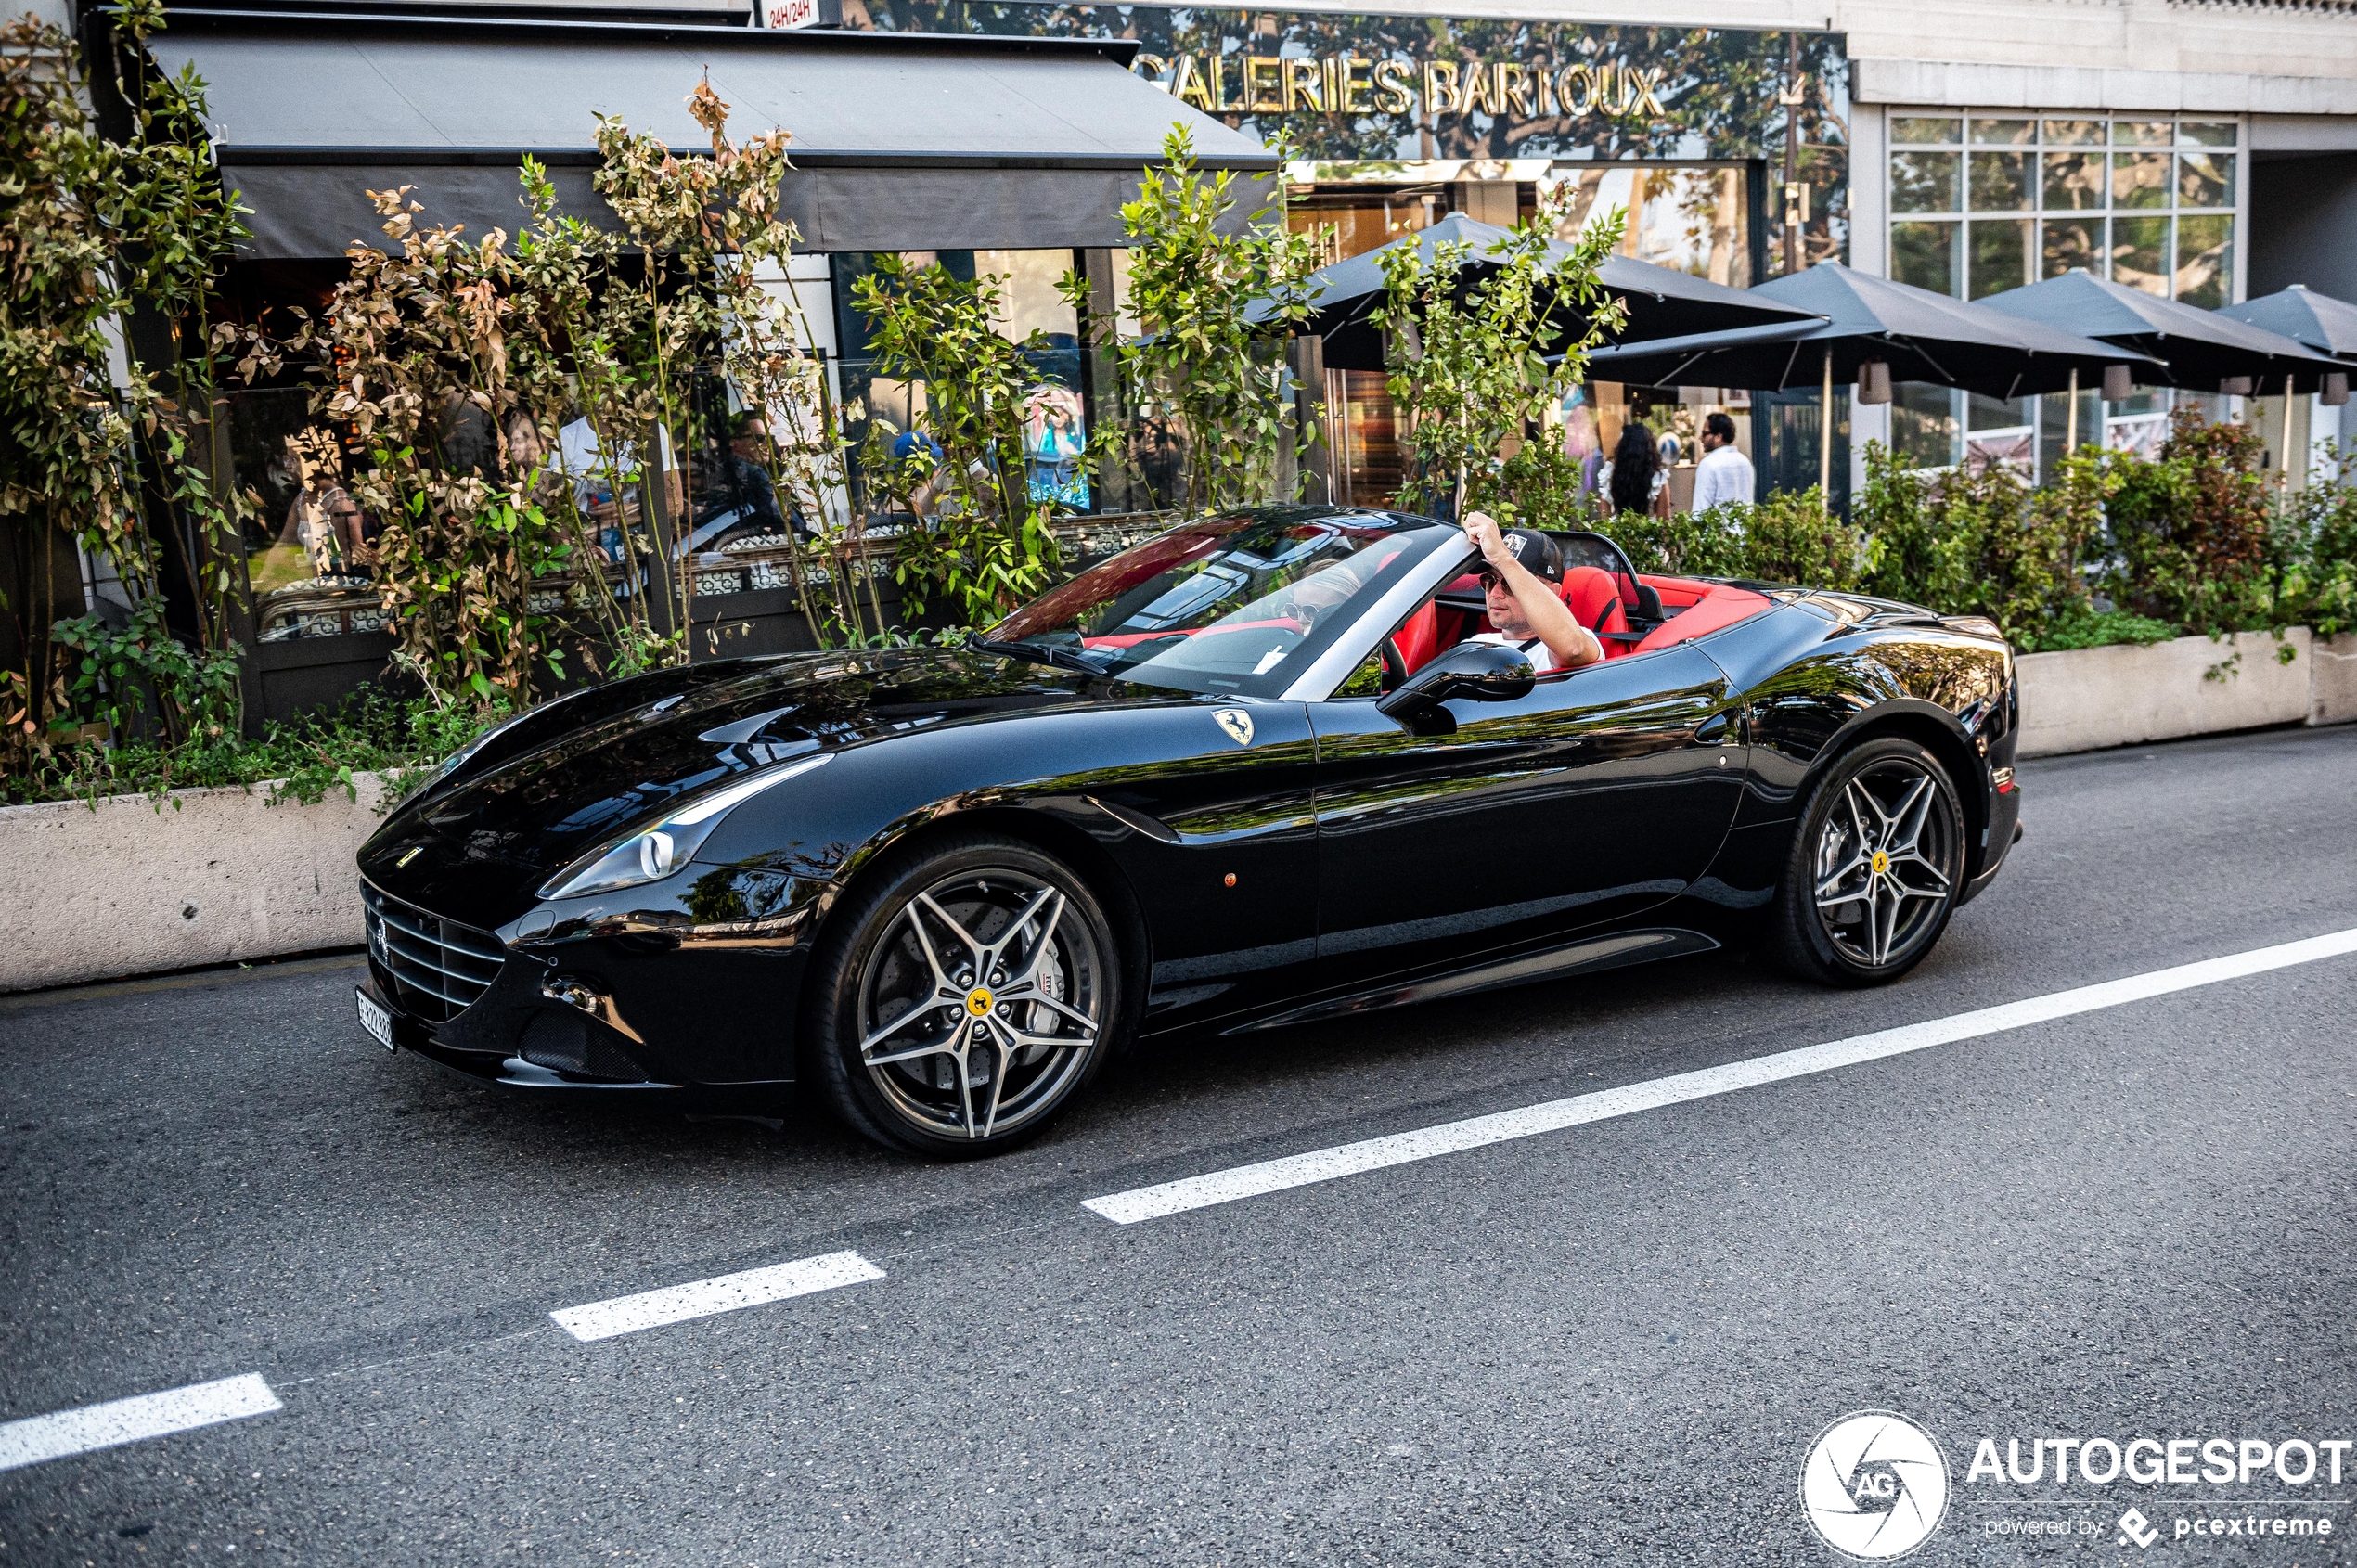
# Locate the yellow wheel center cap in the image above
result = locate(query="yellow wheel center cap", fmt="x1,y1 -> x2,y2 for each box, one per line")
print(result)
965,987 -> 995,1018
1870,850 -> 1890,877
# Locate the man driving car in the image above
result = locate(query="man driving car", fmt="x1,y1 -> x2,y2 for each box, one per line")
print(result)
1463,512 -> 1604,672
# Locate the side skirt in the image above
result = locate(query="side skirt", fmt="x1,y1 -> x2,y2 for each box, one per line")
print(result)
1219,927 -> 1721,1035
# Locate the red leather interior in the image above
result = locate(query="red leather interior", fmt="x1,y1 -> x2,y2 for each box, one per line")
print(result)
1560,566 -> 1633,658
1391,603 -> 1442,675
1629,585 -> 1771,654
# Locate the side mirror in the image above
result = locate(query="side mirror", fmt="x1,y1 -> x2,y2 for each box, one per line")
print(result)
1376,640 -> 1535,724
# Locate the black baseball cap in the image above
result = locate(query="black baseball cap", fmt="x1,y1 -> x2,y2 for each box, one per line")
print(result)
1478,528 -> 1563,585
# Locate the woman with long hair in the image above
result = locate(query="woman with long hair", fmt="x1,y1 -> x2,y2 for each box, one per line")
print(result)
1601,419 -> 1672,520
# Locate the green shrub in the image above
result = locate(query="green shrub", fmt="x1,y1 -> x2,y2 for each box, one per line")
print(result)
2,686 -> 501,810
2102,406 -> 2277,636
1611,488 -> 1865,590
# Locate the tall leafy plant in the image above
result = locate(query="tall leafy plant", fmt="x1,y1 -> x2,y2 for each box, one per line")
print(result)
2,5 -> 250,771
1085,126 -> 1326,513
851,257 -> 1063,624
1372,190 -> 1624,524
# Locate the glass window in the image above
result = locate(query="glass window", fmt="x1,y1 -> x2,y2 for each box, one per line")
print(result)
2112,120 -> 2173,147
2181,121 -> 2238,147
2042,119 -> 2105,146
2041,217 -> 2105,278
1970,220 -> 2034,298
1892,221 -> 1962,296
1971,118 -> 2035,146
1893,383 -> 1961,469
2175,214 -> 2233,307
2178,151 -> 2235,210
1970,151 -> 2032,212
1968,392 -> 2032,431
1890,150 -> 1962,213
2112,151 -> 2170,209
1892,116 -> 1961,145
2111,214 -> 2171,295
2042,150 -> 2106,211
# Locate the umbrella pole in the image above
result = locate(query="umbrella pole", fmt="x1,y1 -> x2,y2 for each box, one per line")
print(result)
1818,345 -> 1833,496
2066,367 -> 2079,456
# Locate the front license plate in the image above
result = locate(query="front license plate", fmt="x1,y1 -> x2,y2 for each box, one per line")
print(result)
356,988 -> 395,1051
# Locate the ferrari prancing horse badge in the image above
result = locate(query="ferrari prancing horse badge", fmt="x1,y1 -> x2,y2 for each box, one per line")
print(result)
1214,710 -> 1255,747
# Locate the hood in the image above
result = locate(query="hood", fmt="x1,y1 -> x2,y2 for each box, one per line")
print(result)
359,648 -> 1092,916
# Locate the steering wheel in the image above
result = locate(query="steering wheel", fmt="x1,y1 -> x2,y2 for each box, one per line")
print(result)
1380,636 -> 1408,694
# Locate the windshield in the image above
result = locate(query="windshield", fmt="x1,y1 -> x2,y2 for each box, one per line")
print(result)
986,510 -> 1450,697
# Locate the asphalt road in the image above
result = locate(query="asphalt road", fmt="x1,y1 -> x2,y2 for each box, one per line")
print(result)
6,724 -> 2357,1567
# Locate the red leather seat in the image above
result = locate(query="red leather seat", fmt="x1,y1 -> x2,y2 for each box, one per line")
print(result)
1561,565 -> 1634,659
1629,585 -> 1772,655
1392,602 -> 1444,675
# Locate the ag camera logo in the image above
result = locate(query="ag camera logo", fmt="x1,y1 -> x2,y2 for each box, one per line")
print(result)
1800,1410 -> 1951,1559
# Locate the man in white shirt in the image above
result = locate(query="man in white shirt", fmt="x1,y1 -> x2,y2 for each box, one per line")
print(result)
1462,513 -> 1603,672
1691,412 -> 1755,511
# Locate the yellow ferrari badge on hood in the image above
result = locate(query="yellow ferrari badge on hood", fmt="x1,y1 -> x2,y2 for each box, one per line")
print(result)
1214,710 -> 1254,747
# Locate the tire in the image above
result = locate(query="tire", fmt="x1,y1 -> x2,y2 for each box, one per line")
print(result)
801,832 -> 1124,1158
1772,737 -> 1966,987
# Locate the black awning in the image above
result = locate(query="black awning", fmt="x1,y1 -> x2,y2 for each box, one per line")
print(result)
148,10 -> 1278,258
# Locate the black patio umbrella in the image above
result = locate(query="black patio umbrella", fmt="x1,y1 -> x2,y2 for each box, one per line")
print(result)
1977,271 -> 2345,397
1579,263 -> 2159,494
1256,212 -> 1823,373
2218,284 -> 2357,371
1581,263 -> 2157,401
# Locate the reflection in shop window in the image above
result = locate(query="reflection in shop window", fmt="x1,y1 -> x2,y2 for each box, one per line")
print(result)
2111,151 -> 2170,209
2041,150 -> 2105,211
1969,150 -> 2031,212
2111,214 -> 2170,295
2041,119 -> 2105,147
1891,220 -> 1960,295
1892,116 -> 1960,144
1893,382 -> 1961,469
2182,121 -> 2238,147
2177,152 -> 2235,211
1889,149 -> 1960,213
1969,219 -> 2033,299
2175,214 -> 2234,308
2041,217 -> 2103,279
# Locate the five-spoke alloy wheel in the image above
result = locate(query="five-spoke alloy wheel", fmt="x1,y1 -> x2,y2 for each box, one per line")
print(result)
804,833 -> 1124,1157
1774,737 -> 1966,986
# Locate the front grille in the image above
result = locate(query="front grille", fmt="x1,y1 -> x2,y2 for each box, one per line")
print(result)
363,882 -> 508,1023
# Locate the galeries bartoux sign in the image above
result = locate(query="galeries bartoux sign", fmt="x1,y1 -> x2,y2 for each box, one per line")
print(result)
1135,51 -> 1668,123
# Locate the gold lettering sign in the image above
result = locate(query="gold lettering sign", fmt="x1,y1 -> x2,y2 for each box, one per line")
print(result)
1140,52 -> 1664,123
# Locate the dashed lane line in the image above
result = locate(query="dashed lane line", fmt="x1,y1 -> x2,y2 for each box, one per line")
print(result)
1082,925 -> 2357,1226
550,1250 -> 885,1342
0,1374 -> 282,1472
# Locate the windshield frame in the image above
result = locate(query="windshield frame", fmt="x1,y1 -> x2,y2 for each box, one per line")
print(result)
984,508 -> 1462,700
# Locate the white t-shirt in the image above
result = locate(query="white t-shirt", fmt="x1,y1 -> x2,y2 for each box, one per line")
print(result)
554,417 -> 673,509
1469,630 -> 1555,673
1693,443 -> 1757,511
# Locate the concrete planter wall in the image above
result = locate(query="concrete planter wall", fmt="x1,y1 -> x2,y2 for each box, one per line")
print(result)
2016,628 -> 2356,758
0,772 -> 388,994
6,630 -> 2354,993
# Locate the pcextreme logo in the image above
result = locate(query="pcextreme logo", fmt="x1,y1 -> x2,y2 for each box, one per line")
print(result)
1800,1410 -> 1951,1560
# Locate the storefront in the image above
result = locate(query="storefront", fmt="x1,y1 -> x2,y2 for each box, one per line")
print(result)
839,4 -> 1853,508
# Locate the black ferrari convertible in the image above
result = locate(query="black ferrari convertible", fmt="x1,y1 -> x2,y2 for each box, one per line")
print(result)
354,506 -> 2022,1156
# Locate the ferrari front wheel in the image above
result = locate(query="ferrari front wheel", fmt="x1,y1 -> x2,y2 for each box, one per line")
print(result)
803,833 -> 1122,1158
1773,737 -> 1965,987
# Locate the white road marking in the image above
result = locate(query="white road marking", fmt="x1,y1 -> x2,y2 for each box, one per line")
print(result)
0,1374 -> 281,1472
1084,926 -> 2357,1225
551,1250 -> 884,1342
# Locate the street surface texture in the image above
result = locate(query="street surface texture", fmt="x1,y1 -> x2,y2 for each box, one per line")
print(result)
4,724 -> 2355,1565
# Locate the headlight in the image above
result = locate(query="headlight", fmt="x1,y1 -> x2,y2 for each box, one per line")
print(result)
536,752 -> 831,901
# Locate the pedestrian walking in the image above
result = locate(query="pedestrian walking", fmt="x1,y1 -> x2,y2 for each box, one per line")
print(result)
1692,412 -> 1756,511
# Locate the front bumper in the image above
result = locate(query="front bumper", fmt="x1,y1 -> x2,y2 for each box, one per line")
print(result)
359,904 -> 811,1102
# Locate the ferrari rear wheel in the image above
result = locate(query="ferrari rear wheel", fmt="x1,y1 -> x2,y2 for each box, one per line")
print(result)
1773,737 -> 1964,987
804,833 -> 1121,1158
